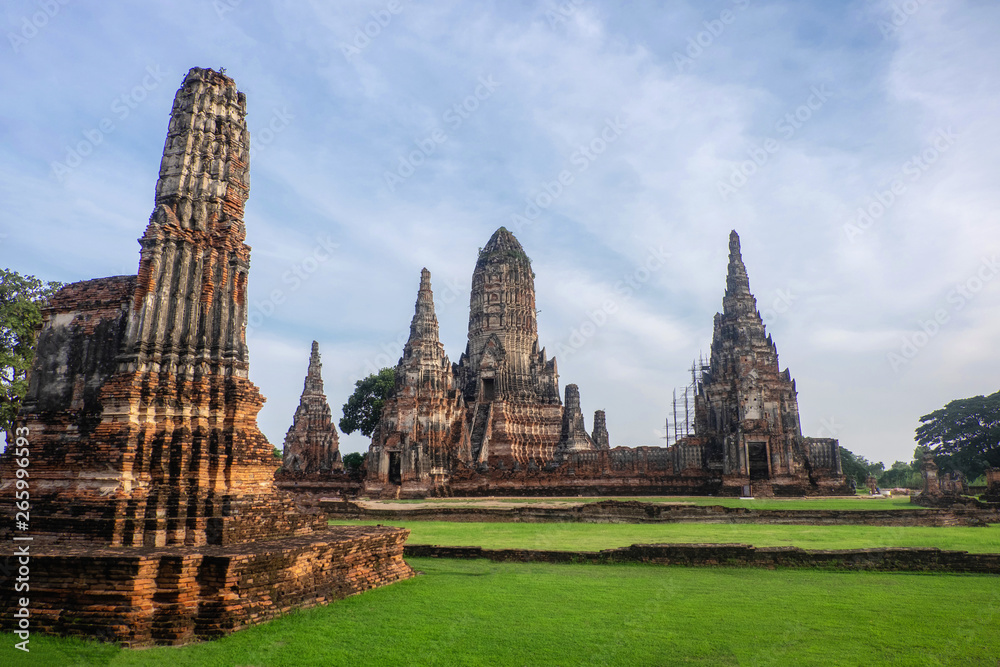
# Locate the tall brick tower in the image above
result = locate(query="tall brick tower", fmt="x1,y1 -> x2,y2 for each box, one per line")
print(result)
1,68 -> 284,548
694,231 -> 843,494
367,269 -> 469,496
0,70 -> 412,646
456,227 -> 567,463
459,227 -> 557,403
90,67 -> 278,546
282,341 -> 342,473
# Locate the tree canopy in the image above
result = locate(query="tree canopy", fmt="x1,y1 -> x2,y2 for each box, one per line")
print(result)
1,269 -> 62,435
342,452 -> 365,470
838,446 -> 884,487
916,390 -> 1000,479
339,367 -> 396,438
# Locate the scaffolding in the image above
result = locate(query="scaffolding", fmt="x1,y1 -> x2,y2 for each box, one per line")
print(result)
666,354 -> 709,446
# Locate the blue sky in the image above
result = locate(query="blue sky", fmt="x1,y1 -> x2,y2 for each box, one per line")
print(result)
2,0 -> 998,466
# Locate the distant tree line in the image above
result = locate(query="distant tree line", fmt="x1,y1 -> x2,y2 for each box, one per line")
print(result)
840,389 -> 1000,490
839,446 -> 927,490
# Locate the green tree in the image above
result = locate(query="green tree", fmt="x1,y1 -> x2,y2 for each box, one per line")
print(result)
916,390 -> 1000,480
878,460 -> 921,489
838,446 -> 884,487
339,368 -> 395,438
342,452 -> 365,470
1,269 -> 62,435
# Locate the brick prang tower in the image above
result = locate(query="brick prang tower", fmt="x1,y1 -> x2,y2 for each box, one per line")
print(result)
282,341 -> 343,473
0,68 -> 412,646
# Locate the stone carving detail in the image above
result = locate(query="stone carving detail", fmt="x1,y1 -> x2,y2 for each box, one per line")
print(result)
282,341 -> 342,473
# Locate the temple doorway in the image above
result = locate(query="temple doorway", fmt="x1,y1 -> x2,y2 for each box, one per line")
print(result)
748,441 -> 769,480
481,378 -> 496,402
388,452 -> 401,484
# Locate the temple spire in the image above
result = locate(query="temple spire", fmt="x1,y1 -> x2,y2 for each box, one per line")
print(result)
725,230 -> 752,302
304,340 -> 324,395
283,340 -> 342,473
408,268 -> 440,345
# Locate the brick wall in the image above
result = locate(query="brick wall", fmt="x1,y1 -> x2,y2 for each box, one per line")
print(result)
0,526 -> 412,646
325,499 -> 999,527
403,542 -> 1000,574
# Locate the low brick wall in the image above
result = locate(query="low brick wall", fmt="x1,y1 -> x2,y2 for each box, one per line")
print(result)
275,475 -> 364,497
0,526 -> 413,646
325,499 -> 998,527
404,543 -> 1000,574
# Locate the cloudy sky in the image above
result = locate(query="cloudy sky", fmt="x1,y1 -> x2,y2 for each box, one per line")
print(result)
2,0 -> 998,466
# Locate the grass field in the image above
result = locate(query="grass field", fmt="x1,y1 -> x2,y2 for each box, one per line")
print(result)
332,519 -> 1000,553
4,558 -> 997,666
370,495 -> 922,510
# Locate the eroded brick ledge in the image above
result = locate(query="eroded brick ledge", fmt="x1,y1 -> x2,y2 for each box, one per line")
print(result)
403,543 -> 1000,574
0,526 -> 413,647
324,499 -> 999,527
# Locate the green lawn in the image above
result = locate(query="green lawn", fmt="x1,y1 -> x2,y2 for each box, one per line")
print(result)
371,495 -> 921,510
332,520 -> 1000,553
4,559 -> 997,666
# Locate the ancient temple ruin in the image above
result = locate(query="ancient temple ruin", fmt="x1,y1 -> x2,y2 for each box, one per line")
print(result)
367,230 -> 612,496
366,268 -> 470,496
0,68 -> 410,646
365,227 -> 847,497
281,341 -> 343,473
683,231 -> 845,495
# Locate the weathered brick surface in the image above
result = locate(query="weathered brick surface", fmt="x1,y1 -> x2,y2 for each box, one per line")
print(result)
275,473 -> 364,497
0,526 -> 413,646
403,542 -> 1000,574
367,269 -> 471,497
326,499 -> 999,527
